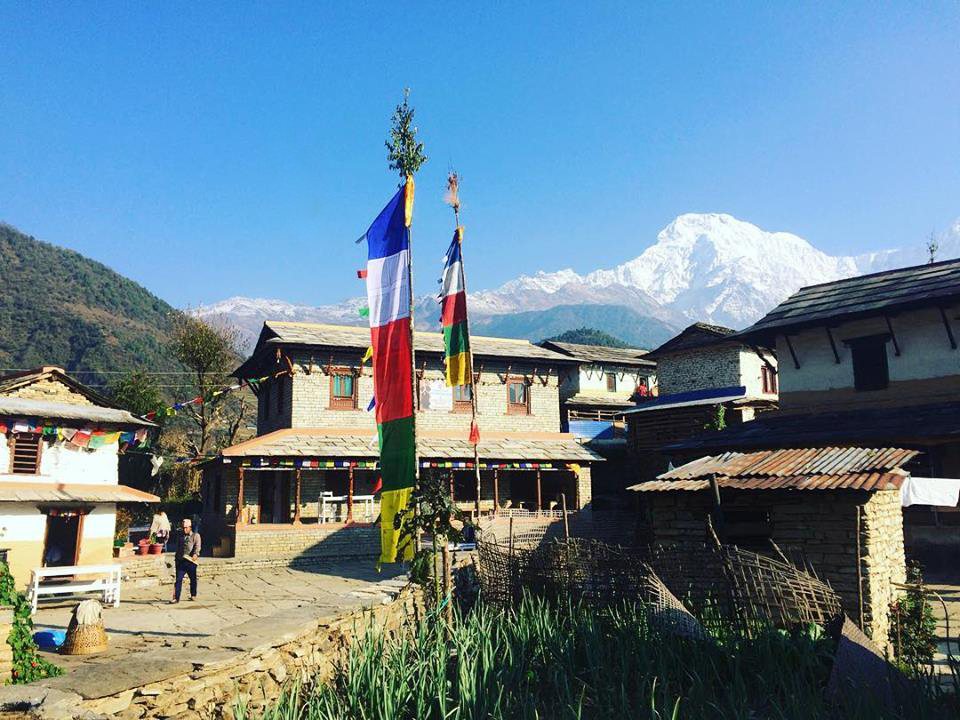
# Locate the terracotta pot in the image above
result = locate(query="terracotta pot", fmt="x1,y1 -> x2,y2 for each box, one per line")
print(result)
148,543 -> 163,555
137,543 -> 149,556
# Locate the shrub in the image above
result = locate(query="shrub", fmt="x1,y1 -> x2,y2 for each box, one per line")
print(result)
0,561 -> 61,684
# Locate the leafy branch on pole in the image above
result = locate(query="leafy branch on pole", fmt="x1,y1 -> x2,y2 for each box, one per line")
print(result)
385,88 -> 427,181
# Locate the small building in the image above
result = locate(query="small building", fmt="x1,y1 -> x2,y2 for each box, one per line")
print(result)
538,340 -> 657,438
202,322 -> 602,560
0,367 -> 158,587
669,259 -> 960,558
537,341 -> 656,509
623,323 -> 778,484
630,446 -> 912,644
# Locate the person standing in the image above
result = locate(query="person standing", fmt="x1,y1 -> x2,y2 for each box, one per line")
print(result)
170,518 -> 201,604
149,510 -> 171,551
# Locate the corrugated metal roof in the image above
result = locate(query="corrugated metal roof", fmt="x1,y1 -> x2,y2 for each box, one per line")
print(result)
0,481 -> 159,503
736,257 -> 960,343
538,341 -> 656,368
220,428 -> 602,462
628,446 -> 917,493
621,386 -> 754,415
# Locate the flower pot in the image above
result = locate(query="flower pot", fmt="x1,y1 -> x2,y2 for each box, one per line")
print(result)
136,544 -> 149,555
148,543 -> 163,555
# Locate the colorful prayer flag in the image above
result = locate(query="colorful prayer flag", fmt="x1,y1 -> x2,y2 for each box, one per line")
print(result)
439,226 -> 472,387
361,177 -> 416,564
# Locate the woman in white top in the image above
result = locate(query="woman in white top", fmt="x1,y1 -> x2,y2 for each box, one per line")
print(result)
150,510 -> 172,551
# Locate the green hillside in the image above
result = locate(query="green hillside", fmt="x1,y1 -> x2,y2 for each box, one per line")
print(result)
0,224 -> 182,386
473,304 -> 679,349
544,328 -> 631,347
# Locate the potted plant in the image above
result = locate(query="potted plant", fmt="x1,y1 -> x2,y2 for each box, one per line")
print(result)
148,535 -> 163,555
136,538 -> 150,556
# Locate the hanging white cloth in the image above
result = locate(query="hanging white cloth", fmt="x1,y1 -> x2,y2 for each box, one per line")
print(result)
900,476 -> 960,508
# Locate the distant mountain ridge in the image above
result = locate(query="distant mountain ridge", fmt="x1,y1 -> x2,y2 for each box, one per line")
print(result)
197,213 -> 960,351
0,223 -> 182,385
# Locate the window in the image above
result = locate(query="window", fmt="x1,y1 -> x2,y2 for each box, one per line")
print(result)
330,370 -> 357,409
606,372 -> 617,392
452,384 -> 472,412
849,335 -> 890,392
10,432 -> 42,475
507,379 -> 530,415
761,365 -> 778,394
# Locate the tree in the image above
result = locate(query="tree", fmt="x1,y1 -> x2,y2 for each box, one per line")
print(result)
385,88 -> 427,181
108,370 -> 166,420
167,311 -> 248,459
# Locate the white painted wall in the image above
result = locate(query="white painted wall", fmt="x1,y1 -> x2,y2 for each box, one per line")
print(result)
738,349 -> 778,397
569,364 -> 653,399
0,433 -> 119,484
775,307 -> 960,394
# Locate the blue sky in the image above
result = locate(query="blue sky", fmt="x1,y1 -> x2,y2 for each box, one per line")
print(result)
1,2 -> 957,308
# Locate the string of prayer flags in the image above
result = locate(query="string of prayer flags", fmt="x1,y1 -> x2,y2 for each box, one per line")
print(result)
142,366 -> 292,421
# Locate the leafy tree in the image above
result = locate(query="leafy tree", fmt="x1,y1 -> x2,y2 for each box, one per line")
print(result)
385,88 -> 427,180
108,370 -> 166,419
167,311 -> 248,459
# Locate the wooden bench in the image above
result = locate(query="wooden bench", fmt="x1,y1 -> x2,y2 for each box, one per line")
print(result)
27,564 -> 122,614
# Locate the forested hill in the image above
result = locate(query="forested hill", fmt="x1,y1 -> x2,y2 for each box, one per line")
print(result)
0,223 -> 182,387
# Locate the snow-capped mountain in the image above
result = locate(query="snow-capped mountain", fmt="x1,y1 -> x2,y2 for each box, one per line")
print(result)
196,213 -> 960,351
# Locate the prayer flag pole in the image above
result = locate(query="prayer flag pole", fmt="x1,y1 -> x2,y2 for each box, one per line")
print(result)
445,172 -> 483,516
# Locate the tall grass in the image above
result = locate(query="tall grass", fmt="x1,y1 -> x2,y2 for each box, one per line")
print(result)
237,596 -> 957,720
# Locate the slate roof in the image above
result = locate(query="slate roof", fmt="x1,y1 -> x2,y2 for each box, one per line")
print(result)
736,257 -> 960,344
644,323 -> 738,360
629,447 -> 917,493
565,394 -> 636,409
236,322 -> 575,377
0,397 -> 154,428
0,482 -> 159,503
663,401 -> 960,453
538,341 -> 656,368
0,367 -> 118,408
221,428 -> 602,462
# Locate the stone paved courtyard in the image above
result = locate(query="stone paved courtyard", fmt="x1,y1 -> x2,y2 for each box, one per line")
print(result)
31,561 -> 409,677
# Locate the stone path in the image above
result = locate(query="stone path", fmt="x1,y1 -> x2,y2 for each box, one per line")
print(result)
31,562 -> 408,677
926,572 -> 960,684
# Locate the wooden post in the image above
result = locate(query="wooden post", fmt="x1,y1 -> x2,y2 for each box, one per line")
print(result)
536,469 -> 542,512
561,493 -> 569,539
293,468 -> 302,525
493,469 -> 499,515
236,467 -> 246,525
347,465 -> 355,524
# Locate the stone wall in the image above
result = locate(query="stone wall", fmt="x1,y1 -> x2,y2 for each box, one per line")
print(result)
6,585 -> 423,719
644,488 -> 906,644
656,344 -> 743,396
2,377 -> 93,406
257,350 -> 563,436
231,523 -> 380,560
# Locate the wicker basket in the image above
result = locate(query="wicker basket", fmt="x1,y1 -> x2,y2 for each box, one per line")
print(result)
60,616 -> 108,655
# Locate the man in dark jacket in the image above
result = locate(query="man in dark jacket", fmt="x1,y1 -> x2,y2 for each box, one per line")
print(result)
170,518 -> 201,604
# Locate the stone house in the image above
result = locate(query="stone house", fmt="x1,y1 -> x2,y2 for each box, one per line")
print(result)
670,259 -> 960,559
202,322 -> 601,560
623,323 -> 778,484
0,367 -> 157,587
537,341 -> 656,508
630,446 -> 913,644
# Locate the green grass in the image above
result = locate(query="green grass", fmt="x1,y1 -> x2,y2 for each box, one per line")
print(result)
237,595 -> 957,720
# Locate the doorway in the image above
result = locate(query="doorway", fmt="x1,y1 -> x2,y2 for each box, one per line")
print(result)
258,474 -> 292,523
42,510 -> 82,567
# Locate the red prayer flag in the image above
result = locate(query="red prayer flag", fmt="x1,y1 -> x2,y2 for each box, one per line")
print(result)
371,476 -> 383,494
469,421 -> 480,445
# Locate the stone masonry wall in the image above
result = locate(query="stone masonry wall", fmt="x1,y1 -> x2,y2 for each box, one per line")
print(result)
656,344 -> 743,396
258,350 -> 562,435
2,377 -> 93,406
232,522 -> 380,560
11,585 -> 424,719
646,489 -> 905,643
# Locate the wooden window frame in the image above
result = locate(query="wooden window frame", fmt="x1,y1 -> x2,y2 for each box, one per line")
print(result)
605,372 -> 617,393
9,432 -> 43,475
506,377 -> 531,416
329,368 -> 359,410
451,384 -> 473,413
761,365 -> 778,394
847,334 -> 890,392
